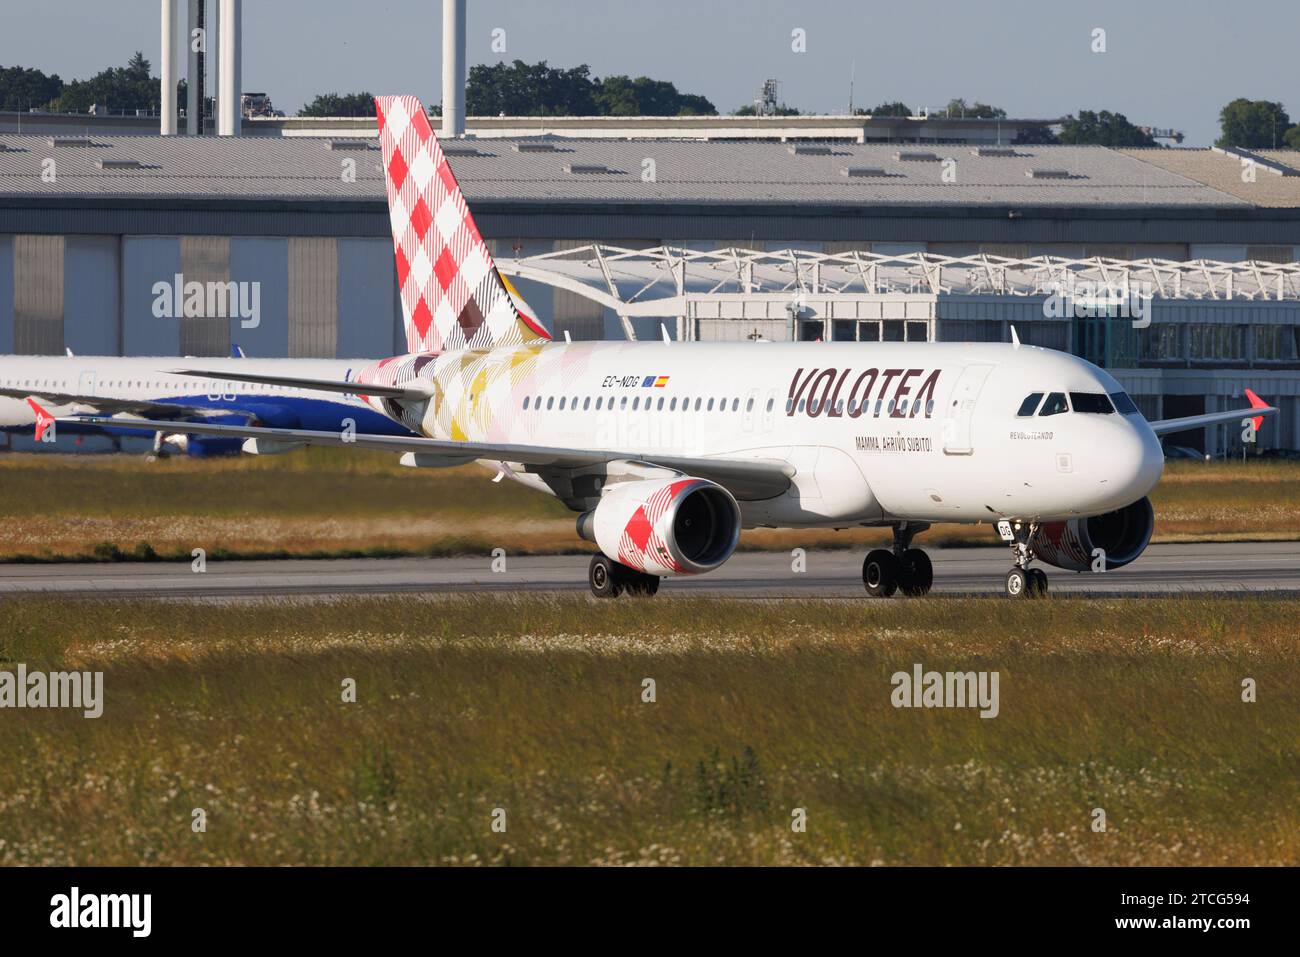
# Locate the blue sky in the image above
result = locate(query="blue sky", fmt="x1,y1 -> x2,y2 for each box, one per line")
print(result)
2,0 -> 1296,146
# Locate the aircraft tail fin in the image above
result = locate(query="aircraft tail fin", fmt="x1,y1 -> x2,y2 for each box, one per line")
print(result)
373,94 -> 549,354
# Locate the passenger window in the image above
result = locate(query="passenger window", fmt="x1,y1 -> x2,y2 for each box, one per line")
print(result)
523,396 -> 531,410
1070,392 -> 1114,414
657,397 -> 664,410
1016,392 -> 1044,417
765,398 -> 774,412
1109,391 -> 1139,415
1039,392 -> 1068,416
583,397 -> 590,411
670,397 -> 677,411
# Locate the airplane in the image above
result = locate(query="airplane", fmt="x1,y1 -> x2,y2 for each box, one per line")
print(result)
62,94 -> 1279,598
1,350 -> 418,456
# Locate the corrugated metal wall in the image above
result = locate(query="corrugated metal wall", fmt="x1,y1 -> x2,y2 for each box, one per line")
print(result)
64,236 -> 120,355
287,237 -> 337,357
178,236 -> 231,357
123,237 -> 181,356
229,237 -> 289,357
13,235 -> 63,354
0,235 -> 12,353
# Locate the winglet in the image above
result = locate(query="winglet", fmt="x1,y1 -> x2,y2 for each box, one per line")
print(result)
1245,388 -> 1268,433
26,397 -> 55,441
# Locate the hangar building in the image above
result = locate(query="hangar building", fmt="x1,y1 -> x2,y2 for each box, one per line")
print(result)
1,125 -> 1299,454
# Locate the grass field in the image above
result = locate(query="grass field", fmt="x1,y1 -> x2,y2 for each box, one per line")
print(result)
0,594 -> 1295,866
0,449 -> 1298,562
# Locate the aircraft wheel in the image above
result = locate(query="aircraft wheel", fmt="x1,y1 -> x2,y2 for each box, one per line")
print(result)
863,549 -> 900,598
1005,567 -> 1028,599
589,554 -> 622,598
898,548 -> 933,597
1027,568 -> 1049,597
623,571 -> 661,596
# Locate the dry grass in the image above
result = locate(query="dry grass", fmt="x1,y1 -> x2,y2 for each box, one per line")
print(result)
0,451 -> 1297,561
0,595 -> 1295,866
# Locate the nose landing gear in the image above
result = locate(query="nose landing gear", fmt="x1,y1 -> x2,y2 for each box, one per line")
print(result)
863,523 -> 933,597
999,520 -> 1048,599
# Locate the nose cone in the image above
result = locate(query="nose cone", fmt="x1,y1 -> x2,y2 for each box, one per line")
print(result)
1076,417 -> 1164,513
1130,421 -> 1165,499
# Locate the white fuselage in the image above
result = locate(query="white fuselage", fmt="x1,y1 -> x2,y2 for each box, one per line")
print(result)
0,355 -> 408,438
388,339 -> 1165,528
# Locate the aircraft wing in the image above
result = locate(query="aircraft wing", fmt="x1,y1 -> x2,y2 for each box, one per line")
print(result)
71,415 -> 794,500
171,368 -> 432,401
1148,389 -> 1277,436
0,386 -> 249,421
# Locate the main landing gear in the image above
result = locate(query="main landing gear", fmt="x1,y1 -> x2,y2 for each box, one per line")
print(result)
1001,520 -> 1048,599
862,522 -> 933,598
588,554 -> 660,598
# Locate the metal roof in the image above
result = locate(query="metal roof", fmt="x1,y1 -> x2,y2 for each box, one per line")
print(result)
1120,148 -> 1300,209
498,245 -> 1300,316
0,133 -> 1253,208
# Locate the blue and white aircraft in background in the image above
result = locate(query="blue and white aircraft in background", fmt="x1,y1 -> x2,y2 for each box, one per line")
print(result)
0,350 -> 417,456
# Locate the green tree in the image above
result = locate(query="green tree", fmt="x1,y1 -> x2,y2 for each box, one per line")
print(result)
467,60 -> 596,116
1284,125 -> 1300,150
594,75 -> 714,116
56,52 -> 157,114
1057,110 -> 1156,147
1012,124 -> 1060,145
945,98 -> 1006,119
1216,98 -> 1291,149
733,103 -> 801,116
863,101 -> 912,117
0,64 -> 63,111
298,92 -> 377,117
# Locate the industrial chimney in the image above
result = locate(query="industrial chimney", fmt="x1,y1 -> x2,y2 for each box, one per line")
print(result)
217,0 -> 241,135
441,0 -> 466,138
160,0 -> 177,134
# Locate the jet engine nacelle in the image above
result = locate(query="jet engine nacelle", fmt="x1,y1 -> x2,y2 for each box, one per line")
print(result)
578,476 -> 741,577
1035,497 -> 1155,572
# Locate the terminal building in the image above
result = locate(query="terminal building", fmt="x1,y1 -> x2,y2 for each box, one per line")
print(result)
1,124 -> 1299,454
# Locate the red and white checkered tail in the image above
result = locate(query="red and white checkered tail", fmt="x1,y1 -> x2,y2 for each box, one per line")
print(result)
374,95 -> 550,353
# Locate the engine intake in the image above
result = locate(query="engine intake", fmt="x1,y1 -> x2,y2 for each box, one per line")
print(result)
578,477 -> 741,576
1035,497 -> 1154,572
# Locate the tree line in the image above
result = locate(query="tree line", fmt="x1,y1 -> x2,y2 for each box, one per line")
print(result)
4,55 -> 1300,150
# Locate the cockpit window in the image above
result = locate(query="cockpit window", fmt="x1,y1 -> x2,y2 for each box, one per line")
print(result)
1016,392 -> 1044,417
1039,392 -> 1069,416
1109,391 -> 1140,416
1069,392 -> 1115,414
